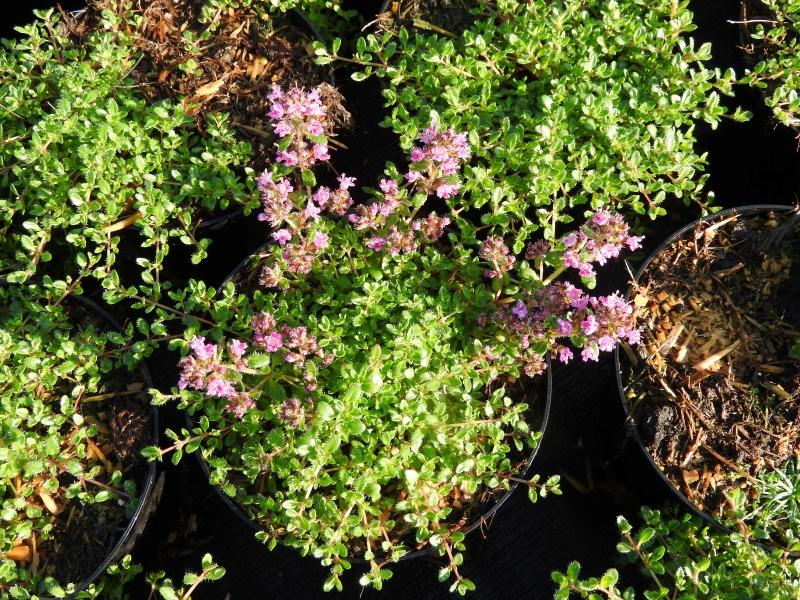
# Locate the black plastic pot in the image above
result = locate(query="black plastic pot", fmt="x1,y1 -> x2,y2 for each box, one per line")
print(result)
187,243 -> 552,565
614,204 -> 795,543
68,295 -> 162,594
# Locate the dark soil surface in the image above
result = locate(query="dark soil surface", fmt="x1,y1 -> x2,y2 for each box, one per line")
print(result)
625,210 -> 800,528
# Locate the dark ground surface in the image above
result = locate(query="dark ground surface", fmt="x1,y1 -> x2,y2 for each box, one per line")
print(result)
3,0 -> 800,598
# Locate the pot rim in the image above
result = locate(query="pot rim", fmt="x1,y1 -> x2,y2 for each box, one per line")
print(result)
188,242 -> 553,564
613,204 -> 798,553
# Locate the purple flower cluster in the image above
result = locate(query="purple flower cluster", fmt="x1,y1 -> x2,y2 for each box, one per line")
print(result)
405,125 -> 470,199
484,281 -> 639,370
252,312 -> 332,389
475,212 -> 642,372
268,85 -> 329,169
412,213 -> 451,241
312,174 -> 355,217
257,171 -> 294,228
345,123 -> 466,256
348,178 -> 401,231
259,87 -> 470,267
278,397 -> 309,429
178,336 -> 255,418
253,86 -> 357,286
479,236 -> 516,279
177,313 -> 337,422
562,210 -> 643,278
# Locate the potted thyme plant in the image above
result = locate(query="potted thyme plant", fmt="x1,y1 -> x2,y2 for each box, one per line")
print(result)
0,1 -> 342,360
316,0 -> 749,251
739,0 -> 800,135
0,7 -> 255,289
0,284 -> 158,598
552,503 -> 800,599
147,83 -> 642,594
617,205 -> 800,552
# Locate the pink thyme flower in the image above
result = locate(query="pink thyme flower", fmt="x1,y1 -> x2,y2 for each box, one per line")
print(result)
411,213 -> 451,241
282,243 -> 314,274
312,143 -> 330,162
435,182 -> 460,198
480,236 -> 516,278
349,203 -> 383,230
225,392 -> 255,418
277,150 -> 299,167
404,123 -> 469,197
327,178 -> 354,216
597,335 -> 616,352
313,186 -> 331,209
558,347 -> 574,364
264,332 -> 283,352
409,124 -> 470,176
189,336 -> 217,361
304,200 -> 321,221
266,85 -> 329,169
525,239 -> 549,261
557,319 -> 573,336
207,377 -> 237,399
561,210 -> 643,273
272,229 -> 292,245
259,264 -> 282,288
278,398 -> 306,428
387,226 -> 417,255
522,354 -> 546,377
338,174 -> 356,190
228,340 -> 248,360
511,300 -> 529,320
379,178 -> 399,196
312,231 -> 329,249
252,312 -> 277,345
178,338 -> 225,392
581,344 -> 600,362
366,236 -> 386,251
284,326 -> 318,356
256,173 -> 293,227
581,315 -> 599,336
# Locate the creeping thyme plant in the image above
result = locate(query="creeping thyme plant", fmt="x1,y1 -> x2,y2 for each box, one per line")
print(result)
552,505 -> 800,599
24,553 -> 226,600
740,0 -> 800,132
555,454 -> 800,598
316,0 -> 750,248
148,84 -> 642,593
0,284 -> 151,596
0,8 -> 254,292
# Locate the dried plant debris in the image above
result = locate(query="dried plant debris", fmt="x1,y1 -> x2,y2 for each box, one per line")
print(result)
378,0 -> 476,36
625,209 -> 800,531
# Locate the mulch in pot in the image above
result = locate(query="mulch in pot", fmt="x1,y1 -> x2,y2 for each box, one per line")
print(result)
623,208 -> 800,537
